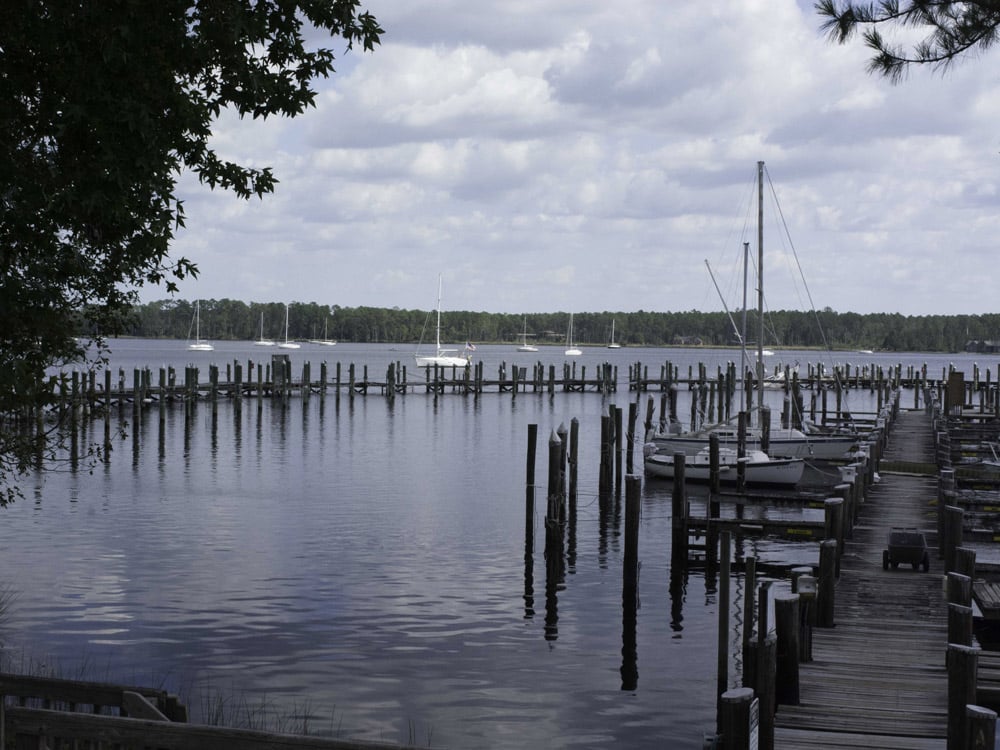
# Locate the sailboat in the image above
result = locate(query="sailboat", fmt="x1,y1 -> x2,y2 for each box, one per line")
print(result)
564,313 -> 582,356
315,319 -> 337,346
607,318 -> 621,349
517,317 -> 538,352
278,304 -> 300,349
414,275 -> 471,367
187,301 -> 214,352
643,443 -> 805,486
644,161 -> 860,462
255,311 -> 275,346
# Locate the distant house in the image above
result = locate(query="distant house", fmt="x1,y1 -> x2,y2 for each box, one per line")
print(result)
672,335 -> 703,346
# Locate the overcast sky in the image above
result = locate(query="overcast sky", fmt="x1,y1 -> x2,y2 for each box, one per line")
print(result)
156,0 -> 1000,317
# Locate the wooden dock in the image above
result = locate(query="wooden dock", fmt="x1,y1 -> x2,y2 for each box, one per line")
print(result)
773,409 -> 949,749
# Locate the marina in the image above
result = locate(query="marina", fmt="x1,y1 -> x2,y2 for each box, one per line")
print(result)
7,341 -> 1000,747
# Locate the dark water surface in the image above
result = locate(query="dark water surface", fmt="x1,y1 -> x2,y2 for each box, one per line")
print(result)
4,341 -> 979,747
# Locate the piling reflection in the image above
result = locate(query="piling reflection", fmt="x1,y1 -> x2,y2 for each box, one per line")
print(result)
524,486 -> 535,620
621,476 -> 640,691
543,511 -> 565,642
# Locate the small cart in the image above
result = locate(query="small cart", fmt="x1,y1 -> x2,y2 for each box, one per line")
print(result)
882,528 -> 929,572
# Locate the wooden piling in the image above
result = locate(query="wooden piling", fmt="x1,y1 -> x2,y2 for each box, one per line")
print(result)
948,644 -> 979,750
817,539 -> 837,628
720,687 -> 755,750
774,593 -> 800,706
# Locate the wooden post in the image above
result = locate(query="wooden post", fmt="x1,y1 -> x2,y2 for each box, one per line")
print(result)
817,540 -> 837,628
955,547 -> 977,579
948,572 -> 973,608
720,687 -> 755,750
546,430 -> 562,522
745,634 -> 775,750
568,418 -> 579,512
945,506 -> 965,574
949,603 -> 974,648
774,593 -> 800,706
599,414 -> 611,496
557,422 -> 569,503
737,411 -> 747,493
796,575 -> 816,662
526,424 -> 538,488
614,406 -> 624,494
824,498 -> 845,576
709,432 -> 721,519
948,644 -> 979,750
965,705 -> 997,750
671,452 -> 688,562
626,401 -> 638,475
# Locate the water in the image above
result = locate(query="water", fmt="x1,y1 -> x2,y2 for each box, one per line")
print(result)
3,341 -> 982,747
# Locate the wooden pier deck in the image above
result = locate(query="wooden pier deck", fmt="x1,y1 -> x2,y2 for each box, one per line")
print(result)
774,409 -> 949,749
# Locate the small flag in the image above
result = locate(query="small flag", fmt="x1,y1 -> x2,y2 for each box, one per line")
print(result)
466,342 -> 477,351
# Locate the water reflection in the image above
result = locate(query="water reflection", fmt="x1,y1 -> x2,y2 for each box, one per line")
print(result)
14,341 -> 927,749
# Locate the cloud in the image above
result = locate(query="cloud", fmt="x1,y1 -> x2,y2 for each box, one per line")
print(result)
160,0 -> 1000,315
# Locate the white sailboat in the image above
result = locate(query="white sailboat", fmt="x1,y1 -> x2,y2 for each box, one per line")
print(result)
315,319 -> 337,346
255,311 -> 275,346
607,318 -> 621,349
517,317 -> 538,352
645,161 -> 859,462
187,301 -> 214,352
642,443 -> 804,486
278,304 -> 300,349
564,313 -> 582,356
414,275 -> 471,368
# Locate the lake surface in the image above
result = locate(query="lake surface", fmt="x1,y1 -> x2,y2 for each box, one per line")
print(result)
2,341 -> 982,748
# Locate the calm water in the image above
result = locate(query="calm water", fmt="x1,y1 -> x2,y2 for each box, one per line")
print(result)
3,341 -> 980,748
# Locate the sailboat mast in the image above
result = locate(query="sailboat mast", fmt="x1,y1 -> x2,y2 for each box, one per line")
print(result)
435,273 -> 443,350
741,241 -> 750,414
756,160 -> 765,415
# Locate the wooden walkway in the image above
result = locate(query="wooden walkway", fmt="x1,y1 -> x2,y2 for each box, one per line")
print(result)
774,409 -> 948,749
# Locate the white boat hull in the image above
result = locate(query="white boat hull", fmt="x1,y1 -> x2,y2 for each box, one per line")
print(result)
415,353 -> 469,368
643,446 -> 804,486
647,429 -> 858,460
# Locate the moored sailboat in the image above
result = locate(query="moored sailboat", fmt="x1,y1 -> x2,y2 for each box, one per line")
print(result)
564,313 -> 582,356
645,161 -> 861,461
517,317 -> 538,352
278,304 -> 300,349
187,301 -> 214,352
415,275 -> 471,367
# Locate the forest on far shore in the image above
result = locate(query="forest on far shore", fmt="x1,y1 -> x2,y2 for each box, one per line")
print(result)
104,299 -> 1000,354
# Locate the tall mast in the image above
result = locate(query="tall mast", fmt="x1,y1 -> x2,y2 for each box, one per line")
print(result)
741,241 -> 750,414
436,273 -> 443,351
756,160 -> 765,415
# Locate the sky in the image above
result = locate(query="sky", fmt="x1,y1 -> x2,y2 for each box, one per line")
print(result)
156,0 -> 1000,317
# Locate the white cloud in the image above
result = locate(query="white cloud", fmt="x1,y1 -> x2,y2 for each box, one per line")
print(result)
160,0 -> 1000,315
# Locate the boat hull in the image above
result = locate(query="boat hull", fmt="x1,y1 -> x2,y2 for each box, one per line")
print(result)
415,354 -> 469,368
643,450 -> 804,486
647,431 -> 858,460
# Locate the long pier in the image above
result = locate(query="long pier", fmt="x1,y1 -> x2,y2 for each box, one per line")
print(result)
772,408 -> 950,748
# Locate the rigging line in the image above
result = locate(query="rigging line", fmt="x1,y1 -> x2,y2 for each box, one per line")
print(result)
761,164 -> 852,399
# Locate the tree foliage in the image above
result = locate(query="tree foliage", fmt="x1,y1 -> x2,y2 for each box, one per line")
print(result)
124,299 -> 1000,354
0,0 -> 381,501
816,0 -> 1000,81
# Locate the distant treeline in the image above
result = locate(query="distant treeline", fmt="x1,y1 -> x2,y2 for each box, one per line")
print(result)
103,299 -> 1000,353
